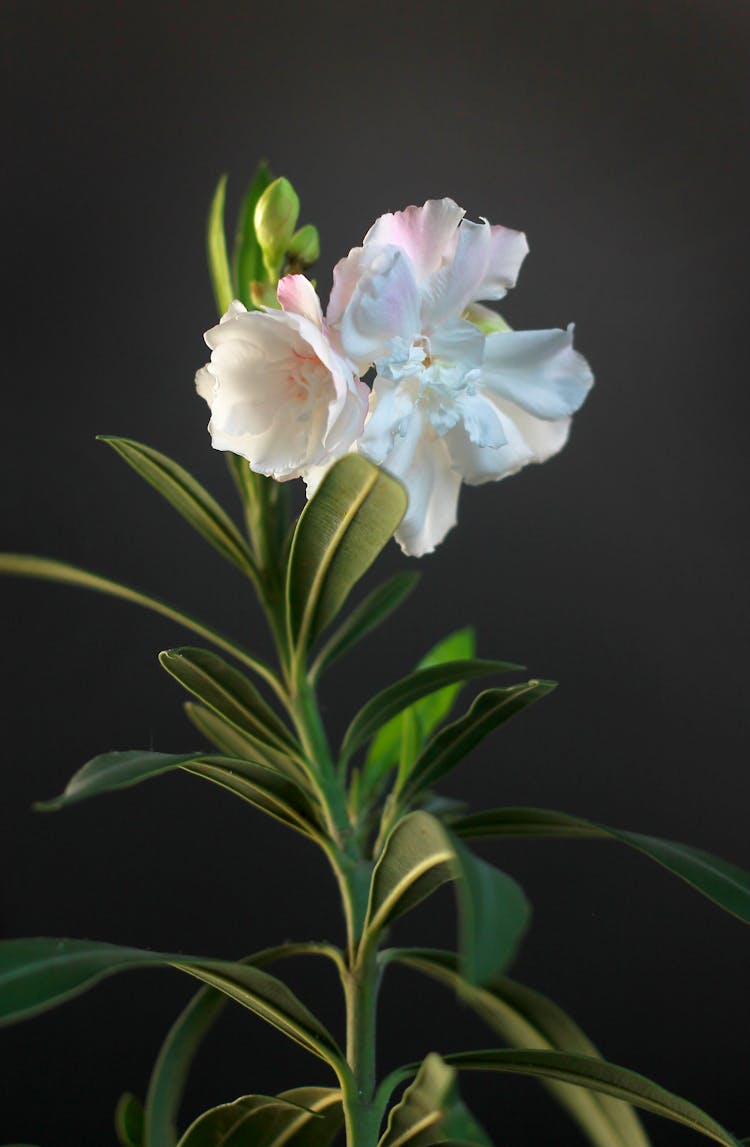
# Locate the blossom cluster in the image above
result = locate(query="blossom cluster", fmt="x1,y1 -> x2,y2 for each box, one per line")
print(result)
196,199 -> 593,556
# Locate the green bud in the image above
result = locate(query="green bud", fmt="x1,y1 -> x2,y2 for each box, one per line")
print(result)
287,224 -> 320,268
464,302 -> 512,335
254,177 -> 300,281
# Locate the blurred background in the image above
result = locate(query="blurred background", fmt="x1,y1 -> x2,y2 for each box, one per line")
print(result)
2,0 -> 749,1143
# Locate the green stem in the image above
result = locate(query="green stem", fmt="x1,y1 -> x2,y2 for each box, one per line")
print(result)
342,942 -> 382,1147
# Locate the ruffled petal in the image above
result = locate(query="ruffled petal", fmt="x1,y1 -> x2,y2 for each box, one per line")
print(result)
277,274 -> 324,327
335,244 -> 421,371
481,324 -> 594,420
363,198 -> 465,282
392,429 -> 462,557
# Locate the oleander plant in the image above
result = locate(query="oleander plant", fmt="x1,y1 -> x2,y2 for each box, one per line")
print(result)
2,163 -> 749,1147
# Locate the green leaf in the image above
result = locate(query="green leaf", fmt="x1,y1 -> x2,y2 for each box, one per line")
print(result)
98,437 -> 257,579
362,630 -> 477,802
341,659 -> 522,766
387,949 -> 649,1147
159,648 -> 299,759
443,1049 -> 741,1147
183,702 -> 311,790
232,160 -> 273,307
0,553 -> 282,698
176,1088 -> 342,1147
0,938 -> 343,1069
310,571 -> 420,681
400,682 -> 556,803
451,806 -> 750,924
116,1092 -> 145,1147
35,749 -> 318,838
207,174 -> 234,315
378,1054 -> 490,1147
286,456 -> 407,657
365,811 -> 529,984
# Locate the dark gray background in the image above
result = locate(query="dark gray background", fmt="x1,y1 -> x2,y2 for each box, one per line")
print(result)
2,1 -> 749,1143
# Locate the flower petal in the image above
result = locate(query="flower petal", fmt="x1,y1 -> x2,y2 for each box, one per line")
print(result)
277,274 -> 324,327
334,244 -> 421,371
481,325 -> 594,420
363,198 -> 465,281
393,429 -> 462,557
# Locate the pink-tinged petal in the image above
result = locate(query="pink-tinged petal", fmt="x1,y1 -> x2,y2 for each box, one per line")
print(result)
480,325 -> 594,420
364,198 -> 465,282
327,246 -> 364,329
277,274 -> 324,328
335,245 -> 421,371
421,219 -> 492,328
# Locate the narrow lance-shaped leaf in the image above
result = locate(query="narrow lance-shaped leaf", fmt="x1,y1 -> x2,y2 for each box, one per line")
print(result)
378,1054 -> 490,1147
400,681 -> 556,803
451,806 -> 750,925
364,811 -> 529,984
232,160 -> 273,307
310,571 -> 421,682
0,938 -> 343,1069
387,949 -> 650,1147
98,437 -> 257,580
207,174 -> 234,315
442,1049 -> 742,1147
183,702 -> 312,791
177,1088 -> 343,1147
0,553 -> 282,698
286,456 -> 407,657
341,659 -> 523,765
362,629 -> 478,803
159,647 -> 299,759
116,1093 -> 145,1147
144,947 -> 344,1147
35,749 -> 319,838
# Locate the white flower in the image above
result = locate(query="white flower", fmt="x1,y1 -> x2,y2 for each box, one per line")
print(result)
327,199 -> 594,556
196,275 -> 369,482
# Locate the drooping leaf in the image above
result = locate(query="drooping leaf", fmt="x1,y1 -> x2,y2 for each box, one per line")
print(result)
286,456 -> 407,656
232,160 -> 273,308
35,749 -> 318,837
341,659 -> 522,766
442,1049 -> 741,1147
451,807 -> 750,924
176,1088 -> 343,1147
207,174 -> 234,315
378,1054 -> 490,1147
144,949 -> 343,1147
387,949 -> 650,1147
400,682 -> 556,803
0,554 -> 282,697
0,939 -> 343,1069
364,811 -> 529,984
159,648 -> 299,758
98,437 -> 257,579
116,1092 -> 145,1147
310,571 -> 421,681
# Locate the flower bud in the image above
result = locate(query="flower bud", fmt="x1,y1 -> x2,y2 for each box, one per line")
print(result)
254,177 -> 300,281
287,224 -> 320,268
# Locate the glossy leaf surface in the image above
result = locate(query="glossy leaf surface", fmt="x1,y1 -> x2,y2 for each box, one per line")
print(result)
388,949 -> 649,1147
401,682 -> 556,802
177,1088 -> 342,1147
99,437 -> 256,578
452,807 -> 750,923
0,939 -> 342,1067
365,811 -> 529,983
341,659 -> 522,765
378,1054 -> 490,1147
443,1049 -> 741,1147
35,749 -> 317,836
207,174 -> 234,315
286,456 -> 407,655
